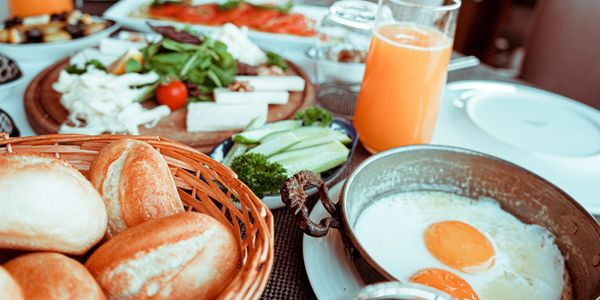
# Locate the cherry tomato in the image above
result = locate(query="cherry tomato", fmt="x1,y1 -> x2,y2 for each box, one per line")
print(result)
156,80 -> 188,111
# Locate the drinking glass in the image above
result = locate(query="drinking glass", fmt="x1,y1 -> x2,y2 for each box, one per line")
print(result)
314,0 -> 377,119
8,0 -> 75,17
353,0 -> 460,153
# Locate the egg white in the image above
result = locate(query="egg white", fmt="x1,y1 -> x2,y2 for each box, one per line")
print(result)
353,191 -> 565,300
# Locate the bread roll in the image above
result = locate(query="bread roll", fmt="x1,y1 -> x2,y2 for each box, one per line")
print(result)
86,212 -> 239,300
0,266 -> 23,300
4,252 -> 105,300
0,154 -> 107,254
88,139 -> 184,238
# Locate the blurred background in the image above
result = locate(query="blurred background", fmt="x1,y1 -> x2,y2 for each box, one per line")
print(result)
0,0 -> 537,71
2,0 -> 598,108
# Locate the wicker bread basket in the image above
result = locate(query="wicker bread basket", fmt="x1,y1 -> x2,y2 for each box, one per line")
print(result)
0,133 -> 274,300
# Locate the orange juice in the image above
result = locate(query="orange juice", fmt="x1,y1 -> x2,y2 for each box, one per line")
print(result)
354,23 -> 452,153
9,0 -> 74,17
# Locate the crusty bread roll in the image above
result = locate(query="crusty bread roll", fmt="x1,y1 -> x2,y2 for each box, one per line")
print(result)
88,139 -> 184,238
0,266 -> 23,300
4,252 -> 105,300
0,154 -> 107,254
86,212 -> 239,300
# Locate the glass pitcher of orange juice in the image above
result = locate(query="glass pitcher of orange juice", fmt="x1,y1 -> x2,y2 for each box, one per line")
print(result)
8,0 -> 75,17
353,0 -> 460,153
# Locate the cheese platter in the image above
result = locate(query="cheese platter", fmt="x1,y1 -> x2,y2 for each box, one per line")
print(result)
23,26 -> 316,153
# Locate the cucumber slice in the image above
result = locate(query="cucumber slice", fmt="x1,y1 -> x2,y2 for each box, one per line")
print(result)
329,130 -> 352,144
260,126 -> 330,143
222,115 -> 267,166
269,141 -> 350,176
285,132 -> 351,151
248,132 -> 300,157
232,120 -> 302,144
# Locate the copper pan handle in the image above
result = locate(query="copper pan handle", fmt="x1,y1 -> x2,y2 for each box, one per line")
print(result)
281,171 -> 340,237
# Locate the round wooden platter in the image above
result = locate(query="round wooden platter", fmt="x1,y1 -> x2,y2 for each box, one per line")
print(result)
24,58 -> 316,153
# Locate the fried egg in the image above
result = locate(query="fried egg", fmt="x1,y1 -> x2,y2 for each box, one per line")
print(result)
353,191 -> 565,300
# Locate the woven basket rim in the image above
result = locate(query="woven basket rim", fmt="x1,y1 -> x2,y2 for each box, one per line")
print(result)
0,133 -> 274,300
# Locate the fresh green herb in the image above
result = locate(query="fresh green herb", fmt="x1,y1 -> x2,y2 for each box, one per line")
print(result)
151,0 -> 182,7
295,107 -> 333,127
266,51 -> 288,70
230,153 -> 288,198
124,58 -> 143,73
64,59 -> 106,74
253,1 -> 293,13
218,0 -> 293,13
141,30 -> 236,96
219,0 -> 243,10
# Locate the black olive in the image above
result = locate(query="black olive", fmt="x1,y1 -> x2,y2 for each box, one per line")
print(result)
25,28 -> 43,43
4,17 -> 23,28
51,12 -> 69,22
63,24 -> 84,38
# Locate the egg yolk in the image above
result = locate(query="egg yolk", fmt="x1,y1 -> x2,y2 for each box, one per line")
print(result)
410,268 -> 479,300
424,220 -> 495,273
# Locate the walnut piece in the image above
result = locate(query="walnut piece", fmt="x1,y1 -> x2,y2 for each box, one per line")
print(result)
229,81 -> 255,92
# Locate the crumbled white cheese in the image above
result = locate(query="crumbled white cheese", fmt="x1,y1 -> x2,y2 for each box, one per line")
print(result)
69,48 -> 120,69
212,23 -> 267,66
53,68 -> 170,135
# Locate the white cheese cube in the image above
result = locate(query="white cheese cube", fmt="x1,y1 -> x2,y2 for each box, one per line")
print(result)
186,102 -> 268,132
235,76 -> 305,92
214,88 -> 289,105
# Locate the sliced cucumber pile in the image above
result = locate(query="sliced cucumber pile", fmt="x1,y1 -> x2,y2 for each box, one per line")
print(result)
224,116 -> 352,176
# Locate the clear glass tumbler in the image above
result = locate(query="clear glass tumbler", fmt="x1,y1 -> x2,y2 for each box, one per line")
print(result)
314,0 -> 378,119
353,0 -> 460,153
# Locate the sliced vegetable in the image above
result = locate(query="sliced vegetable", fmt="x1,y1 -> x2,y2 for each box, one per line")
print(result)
260,126 -> 329,143
230,153 -> 287,198
269,141 -> 350,176
286,132 -> 351,151
232,120 -> 302,144
222,115 -> 267,166
248,132 -> 300,157
156,79 -> 188,110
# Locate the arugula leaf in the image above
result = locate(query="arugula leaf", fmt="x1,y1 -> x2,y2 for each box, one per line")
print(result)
161,38 -> 202,52
266,51 -> 288,70
151,0 -> 182,7
252,1 -> 294,13
65,59 -> 106,74
219,0 -> 243,10
140,26 -> 237,98
125,58 -> 143,73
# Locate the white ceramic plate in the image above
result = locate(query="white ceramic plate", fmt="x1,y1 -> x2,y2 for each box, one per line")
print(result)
303,181 -> 365,300
0,21 -> 120,62
0,76 -> 25,102
104,0 -> 328,51
433,81 -> 600,214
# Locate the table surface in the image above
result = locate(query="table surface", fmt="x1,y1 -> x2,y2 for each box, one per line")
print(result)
1,4 -> 598,300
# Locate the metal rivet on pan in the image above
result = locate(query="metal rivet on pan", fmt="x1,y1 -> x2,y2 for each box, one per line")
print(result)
592,254 -> 600,267
568,222 -> 578,235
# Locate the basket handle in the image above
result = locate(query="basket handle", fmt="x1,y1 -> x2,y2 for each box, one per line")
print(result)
280,171 -> 340,237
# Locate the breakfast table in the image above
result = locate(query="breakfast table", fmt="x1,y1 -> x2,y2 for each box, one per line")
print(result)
1,3 -> 599,300
0,47 -> 524,300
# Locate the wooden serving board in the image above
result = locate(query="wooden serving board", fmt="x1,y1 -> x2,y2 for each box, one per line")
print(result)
24,58 -> 316,153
